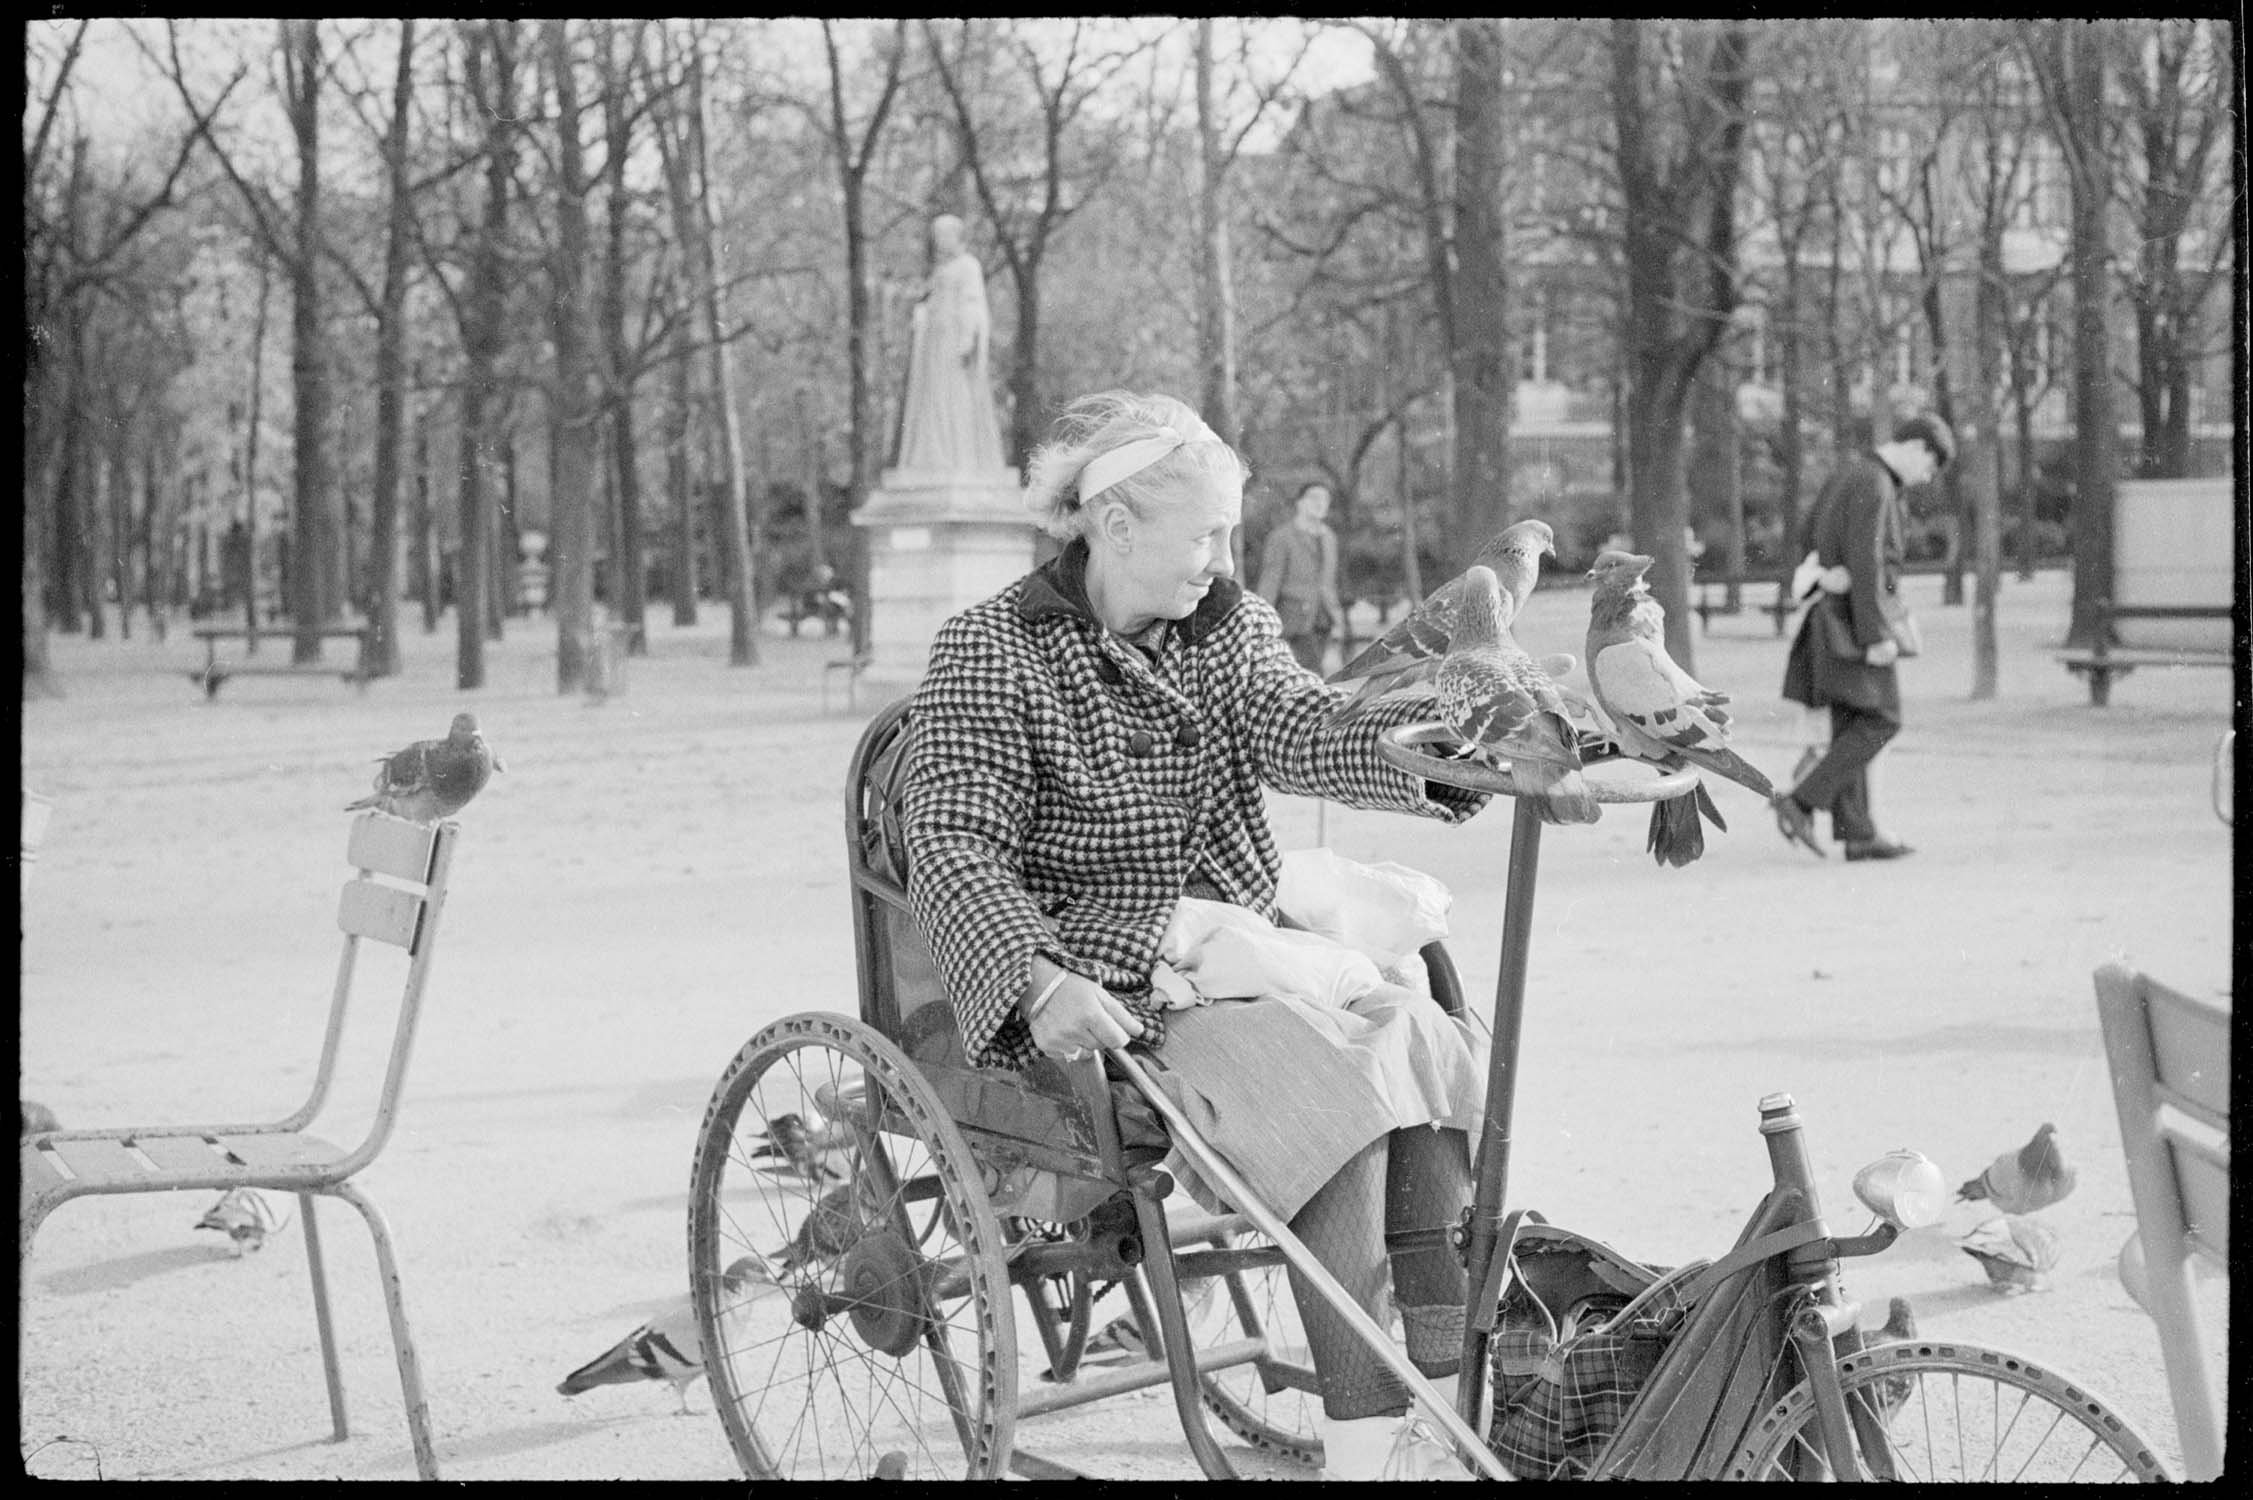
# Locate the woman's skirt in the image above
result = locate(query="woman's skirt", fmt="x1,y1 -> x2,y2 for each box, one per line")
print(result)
1136,982 -> 1487,1221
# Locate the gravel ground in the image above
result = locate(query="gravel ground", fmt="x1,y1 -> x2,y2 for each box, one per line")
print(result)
19,567 -> 2230,1480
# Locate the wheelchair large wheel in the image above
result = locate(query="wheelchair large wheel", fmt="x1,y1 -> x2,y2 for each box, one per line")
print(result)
689,1011 -> 1017,1480
1727,1339 -> 2170,1482
1177,1221 -> 1323,1465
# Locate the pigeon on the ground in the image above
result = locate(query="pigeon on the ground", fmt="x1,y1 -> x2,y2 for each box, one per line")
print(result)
1583,550 -> 1776,867
774,1181 -> 878,1277
22,1099 -> 61,1137
869,1451 -> 910,1480
750,1112 -> 852,1184
1956,1123 -> 2077,1215
1432,564 -> 1598,826
557,1255 -> 774,1415
1084,1312 -> 1147,1362
194,1187 -> 288,1256
345,712 -> 504,824
1866,1297 -> 1920,1413
1326,519 -> 1556,725
1958,1215 -> 2063,1293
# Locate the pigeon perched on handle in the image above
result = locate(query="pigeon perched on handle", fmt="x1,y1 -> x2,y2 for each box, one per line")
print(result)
1433,564 -> 1599,826
556,1255 -> 775,1414
1326,519 -> 1556,725
1583,550 -> 1776,866
345,713 -> 504,824
1956,1122 -> 2077,1215
1958,1215 -> 2063,1293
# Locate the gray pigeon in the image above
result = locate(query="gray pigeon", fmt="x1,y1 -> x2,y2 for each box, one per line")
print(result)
1956,1122 -> 2077,1215
1958,1215 -> 2063,1293
345,713 -> 503,824
21,1099 -> 61,1138
195,1187 -> 288,1256
749,1112 -> 853,1184
774,1182 -> 876,1276
557,1255 -> 774,1415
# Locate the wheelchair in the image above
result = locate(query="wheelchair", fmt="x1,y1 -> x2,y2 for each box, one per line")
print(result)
685,698 -> 1492,1481
687,702 -> 2171,1483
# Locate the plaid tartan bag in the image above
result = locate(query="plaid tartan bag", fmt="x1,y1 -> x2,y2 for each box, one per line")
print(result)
1486,1223 -> 1690,1479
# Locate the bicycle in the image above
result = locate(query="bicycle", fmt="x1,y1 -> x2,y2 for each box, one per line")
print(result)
682,701 -> 2171,1480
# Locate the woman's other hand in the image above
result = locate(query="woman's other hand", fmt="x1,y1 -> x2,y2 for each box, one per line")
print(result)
1028,968 -> 1147,1062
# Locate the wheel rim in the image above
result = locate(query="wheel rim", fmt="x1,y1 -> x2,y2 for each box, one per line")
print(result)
690,1013 -> 1016,1480
1190,1230 -> 1324,1464
1732,1340 -> 2172,1482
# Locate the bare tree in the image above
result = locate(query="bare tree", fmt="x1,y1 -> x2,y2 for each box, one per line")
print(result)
1609,19 -> 1754,671
2113,18 -> 2230,479
925,18 -> 1147,467
654,22 -> 758,666
2027,20 -> 2122,647
545,18 -> 606,692
817,18 -> 908,658
453,18 -> 519,690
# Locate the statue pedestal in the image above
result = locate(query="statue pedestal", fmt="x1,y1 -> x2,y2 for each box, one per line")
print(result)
853,467 -> 1034,685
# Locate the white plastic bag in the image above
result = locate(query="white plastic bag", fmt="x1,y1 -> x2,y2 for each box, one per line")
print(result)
1158,897 -> 1382,1010
1275,847 -> 1452,971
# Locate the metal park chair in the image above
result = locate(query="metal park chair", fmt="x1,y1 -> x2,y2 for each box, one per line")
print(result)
2095,962 -> 2230,1482
19,811 -> 462,1480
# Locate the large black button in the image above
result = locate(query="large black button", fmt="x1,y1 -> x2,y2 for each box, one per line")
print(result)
1175,723 -> 1202,749
1127,729 -> 1156,757
1095,659 -> 1123,685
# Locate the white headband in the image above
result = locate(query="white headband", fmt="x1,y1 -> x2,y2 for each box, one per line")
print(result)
1077,416 -> 1221,502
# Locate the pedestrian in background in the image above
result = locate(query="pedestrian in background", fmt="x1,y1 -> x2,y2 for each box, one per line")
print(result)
1259,481 -> 1345,673
1773,414 -> 1955,862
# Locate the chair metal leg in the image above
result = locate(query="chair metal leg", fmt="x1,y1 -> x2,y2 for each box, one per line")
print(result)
300,1191 -> 350,1442
330,1182 -> 441,1480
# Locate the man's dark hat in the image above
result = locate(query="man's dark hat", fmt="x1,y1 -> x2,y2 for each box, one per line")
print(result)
1893,413 -> 1956,471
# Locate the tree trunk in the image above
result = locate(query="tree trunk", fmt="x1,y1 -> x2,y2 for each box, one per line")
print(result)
1005,271 -> 1043,479
48,290 -> 85,635
1194,19 -> 1241,450
2058,23 -> 2117,648
681,36 -> 759,666
1451,18 -> 1513,561
284,19 -> 335,661
414,408 -> 437,632
546,17 -> 603,693
1687,348 -> 1741,595
455,18 -> 516,691
599,20 -> 649,654
1777,252 -> 1807,575
1966,230 -> 2008,700
666,276 -> 699,627
243,253 -> 271,644
364,17 -> 415,678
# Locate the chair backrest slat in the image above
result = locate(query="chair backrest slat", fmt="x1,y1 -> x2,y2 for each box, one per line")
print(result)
2143,974 -> 2228,1121
348,811 -> 440,884
338,879 -> 427,951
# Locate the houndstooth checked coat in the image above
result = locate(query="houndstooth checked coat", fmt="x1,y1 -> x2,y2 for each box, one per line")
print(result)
902,540 -> 1490,1071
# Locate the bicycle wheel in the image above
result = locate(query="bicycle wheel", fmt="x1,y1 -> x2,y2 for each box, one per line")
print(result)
1728,1339 -> 2171,1482
1180,1224 -> 1323,1465
689,1012 -> 1017,1480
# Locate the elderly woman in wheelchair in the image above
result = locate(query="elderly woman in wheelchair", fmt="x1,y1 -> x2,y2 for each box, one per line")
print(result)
898,390 -> 1497,1480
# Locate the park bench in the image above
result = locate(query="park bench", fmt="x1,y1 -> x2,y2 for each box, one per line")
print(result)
1691,572 -> 1796,635
190,624 -> 377,699
2058,597 -> 2234,706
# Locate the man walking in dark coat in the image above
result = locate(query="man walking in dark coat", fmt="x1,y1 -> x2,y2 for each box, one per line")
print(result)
1773,414 -> 1955,861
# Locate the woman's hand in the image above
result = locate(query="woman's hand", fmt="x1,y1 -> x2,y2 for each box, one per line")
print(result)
1026,967 -> 1146,1063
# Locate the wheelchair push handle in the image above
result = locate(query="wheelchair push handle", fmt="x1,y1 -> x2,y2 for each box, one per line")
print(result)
1379,721 -> 1702,804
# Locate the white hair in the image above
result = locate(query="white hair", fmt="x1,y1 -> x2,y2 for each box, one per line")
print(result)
1022,391 -> 1248,542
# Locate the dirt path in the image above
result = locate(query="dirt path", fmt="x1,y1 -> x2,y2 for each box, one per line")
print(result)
20,570 -> 2229,1480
